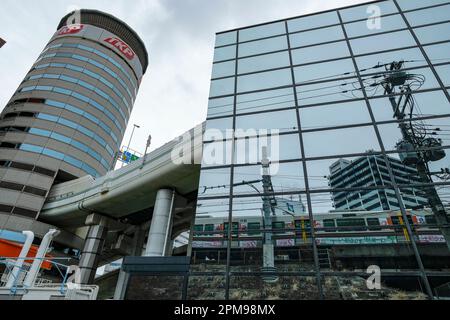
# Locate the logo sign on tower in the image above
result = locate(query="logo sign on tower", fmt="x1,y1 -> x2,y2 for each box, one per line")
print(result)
57,24 -> 84,36
104,37 -> 135,60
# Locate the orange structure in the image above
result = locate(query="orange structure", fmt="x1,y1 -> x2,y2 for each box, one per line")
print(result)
0,239 -> 53,270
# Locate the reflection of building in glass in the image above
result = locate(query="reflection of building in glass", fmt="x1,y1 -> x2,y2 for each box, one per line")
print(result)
329,155 -> 429,211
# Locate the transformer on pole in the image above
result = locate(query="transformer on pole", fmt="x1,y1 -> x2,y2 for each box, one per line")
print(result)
381,61 -> 450,251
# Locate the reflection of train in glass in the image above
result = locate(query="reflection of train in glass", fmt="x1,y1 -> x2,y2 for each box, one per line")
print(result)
192,209 -> 449,248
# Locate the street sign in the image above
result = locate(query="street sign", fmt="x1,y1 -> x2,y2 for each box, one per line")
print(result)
118,149 -> 141,164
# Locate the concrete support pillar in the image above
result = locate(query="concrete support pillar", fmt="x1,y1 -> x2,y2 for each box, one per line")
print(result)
79,214 -> 109,285
113,227 -> 145,300
144,189 -> 175,257
113,270 -> 130,300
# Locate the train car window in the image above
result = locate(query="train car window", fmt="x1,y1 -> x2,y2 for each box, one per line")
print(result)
336,218 -> 366,231
390,215 -> 415,232
247,222 -> 261,235
391,216 -> 414,225
272,221 -> 285,234
194,225 -> 204,235
295,220 -> 311,238
323,219 -> 336,232
425,215 -> 437,226
366,218 -> 381,231
366,218 -> 380,225
204,224 -> 215,235
224,222 -> 239,238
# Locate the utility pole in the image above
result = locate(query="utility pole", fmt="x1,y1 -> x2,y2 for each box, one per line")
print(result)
382,61 -> 450,251
261,147 -> 278,282
140,134 -> 152,170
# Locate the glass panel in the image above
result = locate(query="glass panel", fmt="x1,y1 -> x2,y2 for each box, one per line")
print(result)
234,134 -> 301,164
306,156 -> 362,190
302,126 -> 380,158
205,116 -> 233,136
436,64 -> 450,86
43,148 -> 64,160
350,30 -> 416,55
396,67 -> 441,90
292,41 -> 350,65
238,51 -> 290,74
300,100 -> 371,130
294,59 -> 356,84
239,22 -> 286,42
287,11 -> 339,32
202,140 -> 233,167
414,22 -> 450,44
340,1 -> 398,22
235,109 -> 298,134
397,0 -> 449,11
371,90 -> 450,122
192,198 -> 229,273
212,60 -> 236,78
296,78 -> 364,106
198,168 -> 231,197
237,68 -> 292,93
424,42 -> 450,65
207,96 -> 234,118
213,45 -> 236,62
329,162 -> 397,206
289,25 -> 344,47
229,196 -> 314,272
310,187 -> 408,219
209,77 -> 235,97
216,31 -> 237,47
355,47 -> 427,75
238,35 -> 288,58
404,4 -> 450,27
236,87 -> 296,115
344,14 -> 406,38
379,117 -> 450,152
233,161 -> 305,195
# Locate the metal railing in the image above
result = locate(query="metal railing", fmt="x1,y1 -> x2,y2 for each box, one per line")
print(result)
0,257 -> 98,300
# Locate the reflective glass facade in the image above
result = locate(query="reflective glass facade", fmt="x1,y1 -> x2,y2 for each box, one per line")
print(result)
190,0 -> 450,300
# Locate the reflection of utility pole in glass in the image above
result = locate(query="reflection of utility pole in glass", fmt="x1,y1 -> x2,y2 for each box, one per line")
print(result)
381,61 -> 450,250
202,147 -> 291,282
122,124 -> 140,168
260,147 -> 278,283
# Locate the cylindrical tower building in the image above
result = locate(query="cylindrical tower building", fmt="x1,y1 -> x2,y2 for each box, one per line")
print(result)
0,10 -> 148,219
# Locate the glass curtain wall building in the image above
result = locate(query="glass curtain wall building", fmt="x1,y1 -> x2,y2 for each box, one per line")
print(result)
190,0 -> 450,300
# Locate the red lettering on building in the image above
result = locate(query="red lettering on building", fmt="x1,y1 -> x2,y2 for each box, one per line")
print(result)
104,37 -> 135,60
57,24 -> 84,35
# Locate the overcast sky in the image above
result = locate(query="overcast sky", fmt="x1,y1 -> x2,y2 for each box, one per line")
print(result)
0,0 -> 370,154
